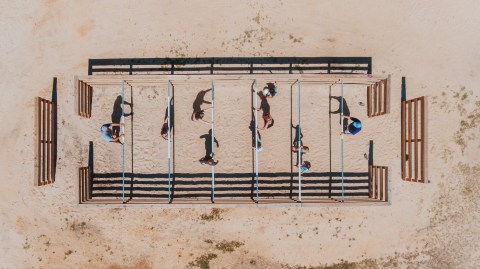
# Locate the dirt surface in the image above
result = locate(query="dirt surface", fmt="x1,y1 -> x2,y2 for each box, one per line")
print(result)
1,0 -> 479,268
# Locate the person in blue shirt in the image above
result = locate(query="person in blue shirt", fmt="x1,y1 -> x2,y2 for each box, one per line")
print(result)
295,160 -> 311,174
262,82 -> 279,99
341,115 -> 362,135
100,123 -> 124,144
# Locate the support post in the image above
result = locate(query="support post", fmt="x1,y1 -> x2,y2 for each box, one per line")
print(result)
121,80 -> 125,203
254,79 -> 259,202
211,80 -> 215,203
340,79 -> 345,202
297,79 -> 302,202
167,80 -> 172,202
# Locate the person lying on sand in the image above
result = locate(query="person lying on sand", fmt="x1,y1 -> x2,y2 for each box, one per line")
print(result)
341,115 -> 362,135
262,82 -> 279,99
101,123 -> 124,144
295,160 -> 311,174
254,107 -> 274,130
199,155 -> 219,166
191,107 -> 212,124
161,117 -> 171,140
292,144 -> 309,154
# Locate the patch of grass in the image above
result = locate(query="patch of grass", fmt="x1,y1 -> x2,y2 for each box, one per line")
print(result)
215,240 -> 244,253
65,250 -> 73,255
204,239 -> 213,244
200,208 -> 223,221
188,253 -> 218,269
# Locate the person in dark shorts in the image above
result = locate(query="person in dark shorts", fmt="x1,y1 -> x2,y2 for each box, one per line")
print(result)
341,115 -> 362,135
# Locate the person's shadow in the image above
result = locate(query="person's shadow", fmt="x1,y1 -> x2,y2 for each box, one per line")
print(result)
330,96 -> 350,131
163,97 -> 174,126
111,95 -> 133,136
200,129 -> 219,158
193,88 -> 212,112
292,124 -> 303,146
257,91 -> 270,115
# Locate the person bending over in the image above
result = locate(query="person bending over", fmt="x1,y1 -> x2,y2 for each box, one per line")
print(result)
100,123 -> 124,144
341,115 -> 362,135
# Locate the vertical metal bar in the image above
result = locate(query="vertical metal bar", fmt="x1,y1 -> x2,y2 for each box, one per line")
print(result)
211,79 -> 215,202
122,80 -> 125,203
46,101 -> 51,182
408,100 -> 413,181
340,79 -> 345,202
297,79 -> 302,202
254,80 -> 259,202
167,80 -> 171,202
414,99 -> 418,180
420,97 -> 426,182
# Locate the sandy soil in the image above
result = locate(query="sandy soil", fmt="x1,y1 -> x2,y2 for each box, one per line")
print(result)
1,0 -> 479,268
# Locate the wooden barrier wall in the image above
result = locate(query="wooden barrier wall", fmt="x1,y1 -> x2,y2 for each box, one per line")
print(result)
367,79 -> 388,117
77,80 -> 92,118
79,167 -> 92,203
369,165 -> 388,202
401,97 -> 426,182
35,97 -> 55,186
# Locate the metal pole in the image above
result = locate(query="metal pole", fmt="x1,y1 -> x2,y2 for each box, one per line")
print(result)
340,79 -> 345,203
211,80 -> 215,202
121,80 -> 125,203
297,79 -> 302,202
254,80 -> 259,202
167,80 -> 171,202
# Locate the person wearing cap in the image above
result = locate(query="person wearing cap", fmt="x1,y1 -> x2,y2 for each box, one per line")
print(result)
100,123 -> 124,144
262,82 -> 279,99
341,115 -> 362,135
295,160 -> 311,174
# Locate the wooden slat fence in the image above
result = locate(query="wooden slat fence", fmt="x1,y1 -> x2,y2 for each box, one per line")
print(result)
369,165 -> 388,202
35,97 -> 55,185
367,79 -> 388,117
401,96 -> 426,182
77,80 -> 92,118
79,167 -> 92,203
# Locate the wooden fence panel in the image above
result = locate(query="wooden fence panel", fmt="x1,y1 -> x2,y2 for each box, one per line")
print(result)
367,79 -> 389,117
79,167 -> 92,203
401,97 -> 426,182
35,97 -> 55,186
77,80 -> 92,118
369,165 -> 388,202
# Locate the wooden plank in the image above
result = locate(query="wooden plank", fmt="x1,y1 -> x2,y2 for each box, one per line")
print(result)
77,80 -> 80,115
384,167 -> 388,202
79,168 -> 82,203
374,167 -> 378,199
373,83 -> 378,116
401,101 -> 406,180
367,85 -> 372,118
42,99 -> 46,184
420,97 -> 426,182
88,85 -> 92,117
378,80 -> 383,116
369,165 -> 372,198
379,167 -> 384,201
88,167 -> 92,199
408,100 -> 413,181
46,101 -> 51,183
85,84 -> 89,117
383,79 -> 388,114
414,99 -> 418,180
51,100 -> 55,182
34,97 -> 42,186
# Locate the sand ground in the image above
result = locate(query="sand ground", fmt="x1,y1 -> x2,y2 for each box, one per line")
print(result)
1,0 -> 479,268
